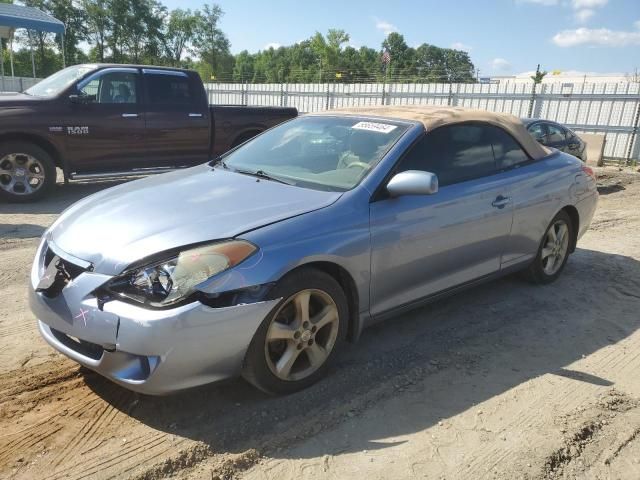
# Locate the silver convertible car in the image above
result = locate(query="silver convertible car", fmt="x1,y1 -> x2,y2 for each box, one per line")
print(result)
29,106 -> 598,395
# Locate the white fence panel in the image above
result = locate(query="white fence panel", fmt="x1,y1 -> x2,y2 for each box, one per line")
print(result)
0,76 -> 40,92
538,82 -> 640,160
206,81 -> 639,162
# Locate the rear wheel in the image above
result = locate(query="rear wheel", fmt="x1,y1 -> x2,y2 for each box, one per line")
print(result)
242,268 -> 348,395
524,210 -> 573,284
0,142 -> 56,202
231,130 -> 261,149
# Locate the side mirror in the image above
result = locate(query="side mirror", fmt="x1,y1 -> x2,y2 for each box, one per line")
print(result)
69,93 -> 89,104
387,170 -> 439,197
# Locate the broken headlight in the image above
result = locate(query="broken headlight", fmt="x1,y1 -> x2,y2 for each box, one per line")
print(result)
106,240 -> 257,308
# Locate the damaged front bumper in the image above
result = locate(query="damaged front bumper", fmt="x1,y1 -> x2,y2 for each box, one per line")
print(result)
29,239 -> 280,395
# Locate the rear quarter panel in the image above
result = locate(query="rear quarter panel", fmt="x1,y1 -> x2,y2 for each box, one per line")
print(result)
210,106 -> 297,156
502,150 -> 596,267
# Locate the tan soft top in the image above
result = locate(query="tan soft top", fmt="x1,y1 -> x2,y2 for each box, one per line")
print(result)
316,105 -> 551,160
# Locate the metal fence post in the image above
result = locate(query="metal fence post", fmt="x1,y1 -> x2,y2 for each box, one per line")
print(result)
533,84 -> 546,118
451,83 -> 460,107
325,83 -> 331,110
527,82 -> 536,118
626,94 -> 640,165
280,82 -> 285,107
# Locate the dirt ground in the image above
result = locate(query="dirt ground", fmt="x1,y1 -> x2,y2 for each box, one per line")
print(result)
1,166 -> 639,480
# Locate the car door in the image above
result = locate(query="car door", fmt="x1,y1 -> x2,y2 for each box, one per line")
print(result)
492,126 -> 573,266
63,67 -> 147,173
142,69 -> 210,167
369,124 -> 515,316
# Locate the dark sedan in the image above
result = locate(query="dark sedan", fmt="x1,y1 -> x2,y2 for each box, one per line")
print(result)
522,119 -> 587,162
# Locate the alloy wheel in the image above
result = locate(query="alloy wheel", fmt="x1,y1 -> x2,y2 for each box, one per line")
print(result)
265,289 -> 340,382
0,153 -> 46,196
541,220 -> 570,276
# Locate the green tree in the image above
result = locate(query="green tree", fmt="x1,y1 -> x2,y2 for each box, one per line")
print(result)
382,32 -> 411,78
310,29 -> 349,81
531,68 -> 548,84
163,9 -> 199,66
83,0 -> 109,62
125,0 -> 165,63
193,4 -> 230,77
48,0 -> 88,65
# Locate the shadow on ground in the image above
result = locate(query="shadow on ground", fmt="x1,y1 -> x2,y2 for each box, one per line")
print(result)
0,180 -> 129,240
83,246 -> 640,462
0,180 -> 129,216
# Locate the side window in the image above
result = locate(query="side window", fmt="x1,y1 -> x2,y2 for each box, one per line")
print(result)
396,125 -> 497,186
489,126 -> 531,169
145,74 -> 194,106
528,123 -> 546,142
546,123 -> 566,143
79,71 -> 137,104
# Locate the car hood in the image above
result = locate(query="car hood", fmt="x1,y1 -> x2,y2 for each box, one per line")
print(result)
50,164 -> 342,275
0,92 -> 45,106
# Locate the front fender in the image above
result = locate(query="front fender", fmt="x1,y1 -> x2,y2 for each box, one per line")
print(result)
196,188 -> 371,319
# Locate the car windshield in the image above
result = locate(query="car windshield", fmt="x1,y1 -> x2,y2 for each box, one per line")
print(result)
220,116 -> 409,191
25,65 -> 98,98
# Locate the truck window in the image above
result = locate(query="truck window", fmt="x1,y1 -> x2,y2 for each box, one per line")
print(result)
79,71 -> 138,104
145,73 -> 195,106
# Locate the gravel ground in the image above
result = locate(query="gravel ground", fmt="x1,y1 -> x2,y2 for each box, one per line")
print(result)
0,166 -> 639,480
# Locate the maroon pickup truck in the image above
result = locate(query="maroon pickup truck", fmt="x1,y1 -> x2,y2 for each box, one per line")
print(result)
0,64 -> 297,202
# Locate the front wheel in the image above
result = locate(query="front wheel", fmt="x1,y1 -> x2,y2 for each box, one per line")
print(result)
0,142 -> 56,202
524,210 -> 573,284
242,268 -> 348,395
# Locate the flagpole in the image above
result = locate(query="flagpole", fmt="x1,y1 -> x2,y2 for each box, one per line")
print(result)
381,49 -> 390,106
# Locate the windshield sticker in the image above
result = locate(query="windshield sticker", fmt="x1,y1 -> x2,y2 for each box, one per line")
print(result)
352,121 -> 398,134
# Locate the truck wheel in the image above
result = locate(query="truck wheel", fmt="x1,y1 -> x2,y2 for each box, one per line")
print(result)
0,142 -> 56,203
231,130 -> 261,149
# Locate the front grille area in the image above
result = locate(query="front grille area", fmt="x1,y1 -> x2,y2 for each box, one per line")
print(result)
50,328 -> 104,360
39,244 -> 88,298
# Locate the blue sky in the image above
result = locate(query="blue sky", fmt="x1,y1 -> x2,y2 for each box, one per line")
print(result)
162,0 -> 640,76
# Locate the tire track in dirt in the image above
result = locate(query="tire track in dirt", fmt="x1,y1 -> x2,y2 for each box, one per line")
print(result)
0,357 -> 208,480
45,432 -> 173,480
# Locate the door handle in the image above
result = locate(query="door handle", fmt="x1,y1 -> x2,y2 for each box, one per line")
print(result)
188,113 -> 203,118
491,195 -> 511,209
122,113 -> 138,118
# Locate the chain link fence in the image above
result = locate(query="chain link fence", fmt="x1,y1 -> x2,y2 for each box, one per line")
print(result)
206,81 -> 640,164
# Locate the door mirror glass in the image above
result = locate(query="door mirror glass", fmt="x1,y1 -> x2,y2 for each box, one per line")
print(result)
68,93 -> 90,104
387,170 -> 439,197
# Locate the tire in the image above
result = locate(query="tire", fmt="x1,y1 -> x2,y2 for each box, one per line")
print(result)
523,210 -> 573,284
0,142 -> 56,203
242,268 -> 348,395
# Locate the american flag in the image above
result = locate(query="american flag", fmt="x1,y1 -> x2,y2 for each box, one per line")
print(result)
381,50 -> 391,65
